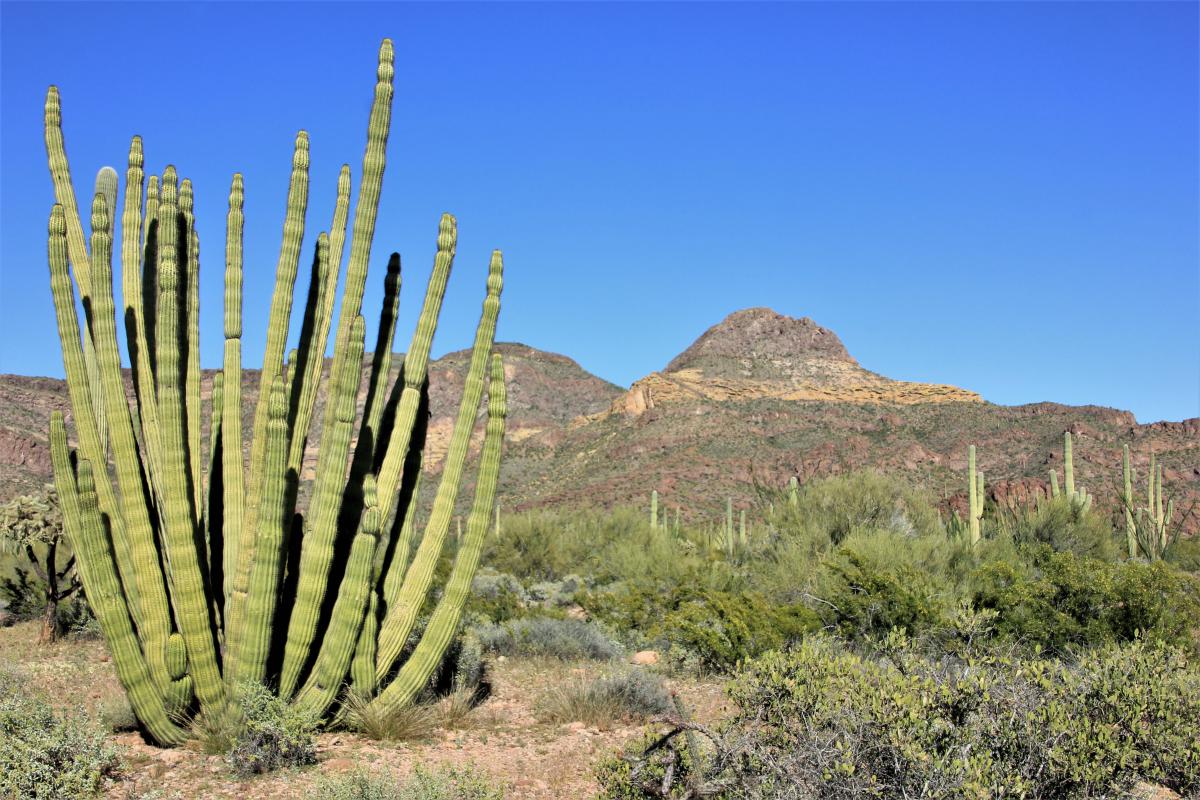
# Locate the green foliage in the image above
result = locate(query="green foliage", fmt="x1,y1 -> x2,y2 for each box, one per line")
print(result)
971,544 -> 1200,653
314,765 -> 505,800
0,487 -> 63,548
996,495 -> 1118,560
537,668 -> 671,727
600,635 -> 1200,799
473,616 -> 623,661
226,682 -> 319,776
342,690 -> 438,743
773,470 -> 942,546
0,669 -> 120,799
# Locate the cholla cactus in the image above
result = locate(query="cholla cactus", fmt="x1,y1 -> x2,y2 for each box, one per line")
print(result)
0,486 -> 80,642
43,40 -> 508,744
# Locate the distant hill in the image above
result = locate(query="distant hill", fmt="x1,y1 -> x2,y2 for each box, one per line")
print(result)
3,312 -> 1197,533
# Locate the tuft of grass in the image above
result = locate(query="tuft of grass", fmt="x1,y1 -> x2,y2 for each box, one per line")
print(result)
537,668 -> 671,728
342,690 -> 439,743
437,687 -> 479,730
185,701 -> 242,755
98,690 -> 138,732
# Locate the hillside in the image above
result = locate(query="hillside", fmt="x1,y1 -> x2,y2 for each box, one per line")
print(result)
2,310 -> 1196,531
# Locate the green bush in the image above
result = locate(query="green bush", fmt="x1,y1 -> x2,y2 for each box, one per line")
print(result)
774,470 -> 942,546
0,669 -> 120,799
997,496 -> 1119,560
473,616 -> 623,661
599,635 -> 1200,798
313,764 -> 504,800
226,682 -> 318,776
971,544 -> 1200,653
584,583 -> 817,672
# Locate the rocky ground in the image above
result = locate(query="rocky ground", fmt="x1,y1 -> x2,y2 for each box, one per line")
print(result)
0,621 -> 727,799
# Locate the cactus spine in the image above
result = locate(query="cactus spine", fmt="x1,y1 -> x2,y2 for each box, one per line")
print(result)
43,39 -> 507,744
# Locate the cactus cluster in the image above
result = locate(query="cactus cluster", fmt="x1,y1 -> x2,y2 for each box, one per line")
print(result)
43,40 -> 507,745
1123,445 -> 1178,560
1049,432 -> 1091,512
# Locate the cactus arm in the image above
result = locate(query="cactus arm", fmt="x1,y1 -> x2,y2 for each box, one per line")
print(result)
1063,432 -> 1075,498
379,445 -> 424,616
292,476 -> 381,717
44,88 -> 93,295
84,191 -> 176,692
180,180 -> 204,513
370,354 -> 506,716
375,250 -> 502,681
226,132 -> 310,665
50,417 -> 186,745
651,489 -> 658,529
92,167 -> 119,456
1049,469 -> 1060,498
1123,445 -> 1137,558
967,445 -> 981,546
286,233 -> 332,474
356,253 -> 403,471
221,174 -> 246,610
236,377 -> 292,685
153,168 -> 225,713
278,315 -> 367,698
46,203 -> 141,623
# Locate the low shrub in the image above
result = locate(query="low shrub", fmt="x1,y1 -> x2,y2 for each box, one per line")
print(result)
474,616 -> 623,661
598,635 -> 1200,798
0,669 -> 120,799
342,690 -> 438,743
538,668 -> 671,727
226,682 -> 318,776
313,764 -> 505,800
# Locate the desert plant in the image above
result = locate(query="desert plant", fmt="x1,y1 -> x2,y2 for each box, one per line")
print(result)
43,39 -> 509,744
341,689 -> 439,743
0,486 -> 80,641
1123,445 -> 1181,560
474,616 -> 623,661
314,764 -> 505,800
0,671 -> 120,799
537,669 -> 671,727
226,682 -> 319,776
967,444 -> 984,546
1049,431 -> 1092,512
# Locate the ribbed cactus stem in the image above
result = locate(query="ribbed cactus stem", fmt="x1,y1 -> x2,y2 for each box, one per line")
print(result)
650,490 -> 658,529
788,476 -> 799,508
231,132 -> 310,659
286,233 -> 332,475
967,445 -> 980,545
278,315 -> 367,698
1049,469 -> 1060,498
1123,445 -> 1136,558
50,418 -> 185,745
375,250 -> 502,681
370,354 -> 506,717
153,167 -> 224,713
83,191 -> 174,692
1063,432 -> 1075,498
180,179 -> 204,513
237,377 -> 291,685
46,203 -> 140,624
222,174 -> 245,609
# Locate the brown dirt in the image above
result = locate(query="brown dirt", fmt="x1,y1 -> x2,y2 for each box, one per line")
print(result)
0,621 -> 727,799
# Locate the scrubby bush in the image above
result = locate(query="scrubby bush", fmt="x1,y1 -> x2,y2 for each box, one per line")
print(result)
998,496 -> 1119,560
0,669 -> 120,799
226,682 -> 318,776
972,544 -> 1200,653
538,668 -> 671,727
774,470 -> 942,546
474,615 -> 623,661
314,764 -> 505,800
599,635 -> 1200,798
466,569 -> 529,622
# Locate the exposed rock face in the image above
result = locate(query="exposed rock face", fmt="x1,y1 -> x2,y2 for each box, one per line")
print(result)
611,308 -> 980,416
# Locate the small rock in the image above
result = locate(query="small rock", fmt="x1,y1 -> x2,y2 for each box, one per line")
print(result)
99,654 -> 110,663
631,650 -> 660,666
566,721 -> 587,732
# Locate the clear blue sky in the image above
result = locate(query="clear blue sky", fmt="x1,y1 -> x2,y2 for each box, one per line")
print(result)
2,2 -> 1197,423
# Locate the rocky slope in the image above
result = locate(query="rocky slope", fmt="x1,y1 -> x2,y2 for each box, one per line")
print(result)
2,310 -> 1196,533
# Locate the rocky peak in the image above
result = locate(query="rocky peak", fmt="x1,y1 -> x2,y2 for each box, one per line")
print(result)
665,308 -> 856,380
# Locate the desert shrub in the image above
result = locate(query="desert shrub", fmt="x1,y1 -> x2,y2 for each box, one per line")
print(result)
226,682 -> 318,776
809,529 -> 969,640
99,690 -> 138,732
971,544 -> 1200,652
466,569 -> 528,622
0,670 -> 120,799
775,470 -> 942,546
584,583 -> 816,672
600,635 -> 1200,798
314,764 -> 505,800
474,615 -> 623,661
1165,535 -> 1200,572
998,496 -> 1119,560
538,668 -> 671,727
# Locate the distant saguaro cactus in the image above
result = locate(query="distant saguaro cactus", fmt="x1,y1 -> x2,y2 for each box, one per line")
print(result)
43,39 -> 507,744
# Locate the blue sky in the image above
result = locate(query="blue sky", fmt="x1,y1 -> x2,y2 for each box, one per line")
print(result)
2,2 -> 1196,423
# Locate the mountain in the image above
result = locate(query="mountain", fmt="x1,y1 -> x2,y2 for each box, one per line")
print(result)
2,311 -> 1196,534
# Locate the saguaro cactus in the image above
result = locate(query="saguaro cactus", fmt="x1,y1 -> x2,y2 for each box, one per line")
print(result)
967,445 -> 984,546
1050,432 -> 1091,512
1123,447 -> 1178,560
43,39 -> 508,744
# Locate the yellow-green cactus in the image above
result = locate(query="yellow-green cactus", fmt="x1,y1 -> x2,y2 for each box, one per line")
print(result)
43,39 -> 507,744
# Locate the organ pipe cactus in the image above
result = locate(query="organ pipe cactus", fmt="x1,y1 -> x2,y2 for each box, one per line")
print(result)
42,39 -> 508,744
